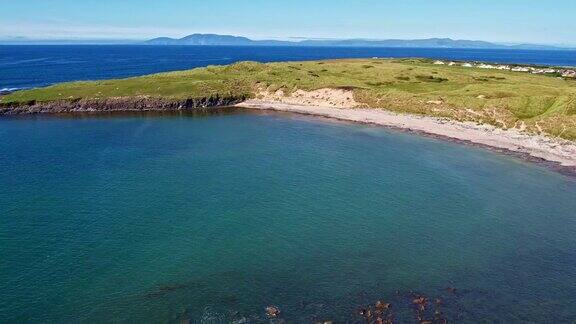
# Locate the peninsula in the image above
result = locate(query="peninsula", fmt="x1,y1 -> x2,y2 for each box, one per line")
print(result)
2,58 -> 576,168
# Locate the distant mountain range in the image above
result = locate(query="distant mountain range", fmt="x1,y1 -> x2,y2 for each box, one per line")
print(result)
144,34 -> 572,50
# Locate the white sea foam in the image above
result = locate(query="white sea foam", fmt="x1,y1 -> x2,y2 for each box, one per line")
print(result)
0,87 -> 24,94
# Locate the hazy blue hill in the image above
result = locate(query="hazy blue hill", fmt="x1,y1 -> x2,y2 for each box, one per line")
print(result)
145,37 -> 177,45
4,34 -> 568,49
146,34 -> 255,45
143,33 -> 570,50
297,37 -> 502,48
145,34 -> 296,46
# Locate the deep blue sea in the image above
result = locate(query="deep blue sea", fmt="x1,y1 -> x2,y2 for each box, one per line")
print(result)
1,45 -> 576,91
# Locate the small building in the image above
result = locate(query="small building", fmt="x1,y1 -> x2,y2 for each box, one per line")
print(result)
478,63 -> 496,69
562,70 -> 576,78
433,60 -> 446,65
532,68 -> 557,74
511,66 -> 530,72
462,63 -> 473,68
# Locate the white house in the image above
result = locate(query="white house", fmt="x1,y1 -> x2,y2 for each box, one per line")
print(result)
478,64 -> 496,69
511,67 -> 530,72
561,70 -> 576,78
532,68 -> 557,74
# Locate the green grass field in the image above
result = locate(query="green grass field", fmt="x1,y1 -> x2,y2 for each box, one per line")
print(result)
3,58 -> 576,139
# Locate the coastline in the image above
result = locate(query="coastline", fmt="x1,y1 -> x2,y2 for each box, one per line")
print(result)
0,96 -> 247,115
237,99 -> 576,174
2,95 -> 575,175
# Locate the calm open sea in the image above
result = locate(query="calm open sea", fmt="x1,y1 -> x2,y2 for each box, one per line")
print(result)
1,45 -> 576,91
1,110 -> 576,322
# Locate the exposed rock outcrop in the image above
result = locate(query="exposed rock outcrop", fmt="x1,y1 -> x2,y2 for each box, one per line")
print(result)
0,95 -> 247,115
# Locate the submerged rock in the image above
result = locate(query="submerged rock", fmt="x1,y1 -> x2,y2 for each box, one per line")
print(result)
231,317 -> 247,324
265,305 -> 281,318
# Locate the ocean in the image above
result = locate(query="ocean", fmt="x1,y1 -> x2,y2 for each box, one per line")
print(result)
1,111 -> 576,322
1,45 -> 576,91
2,46 -> 576,322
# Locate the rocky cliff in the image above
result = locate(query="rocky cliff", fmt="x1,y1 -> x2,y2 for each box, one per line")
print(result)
0,95 -> 247,115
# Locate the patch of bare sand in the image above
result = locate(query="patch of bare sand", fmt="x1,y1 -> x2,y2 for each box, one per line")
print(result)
256,88 -> 358,108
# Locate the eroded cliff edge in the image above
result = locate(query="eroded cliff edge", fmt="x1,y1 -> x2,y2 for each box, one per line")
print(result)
0,95 -> 247,115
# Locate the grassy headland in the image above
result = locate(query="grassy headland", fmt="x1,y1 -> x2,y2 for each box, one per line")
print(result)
2,58 -> 576,139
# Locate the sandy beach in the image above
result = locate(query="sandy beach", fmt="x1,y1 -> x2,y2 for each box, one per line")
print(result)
237,94 -> 576,170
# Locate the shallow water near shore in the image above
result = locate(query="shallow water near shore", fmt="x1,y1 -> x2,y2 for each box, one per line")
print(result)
1,110 -> 576,323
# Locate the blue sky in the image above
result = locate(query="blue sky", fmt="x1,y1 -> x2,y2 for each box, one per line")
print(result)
2,0 -> 575,45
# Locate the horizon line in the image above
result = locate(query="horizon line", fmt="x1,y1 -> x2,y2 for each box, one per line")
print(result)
0,34 -> 575,48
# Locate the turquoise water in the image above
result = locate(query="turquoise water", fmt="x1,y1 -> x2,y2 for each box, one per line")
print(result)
1,110 -> 575,323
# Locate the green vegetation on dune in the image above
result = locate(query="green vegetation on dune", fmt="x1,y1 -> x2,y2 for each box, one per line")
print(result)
2,58 -> 576,139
